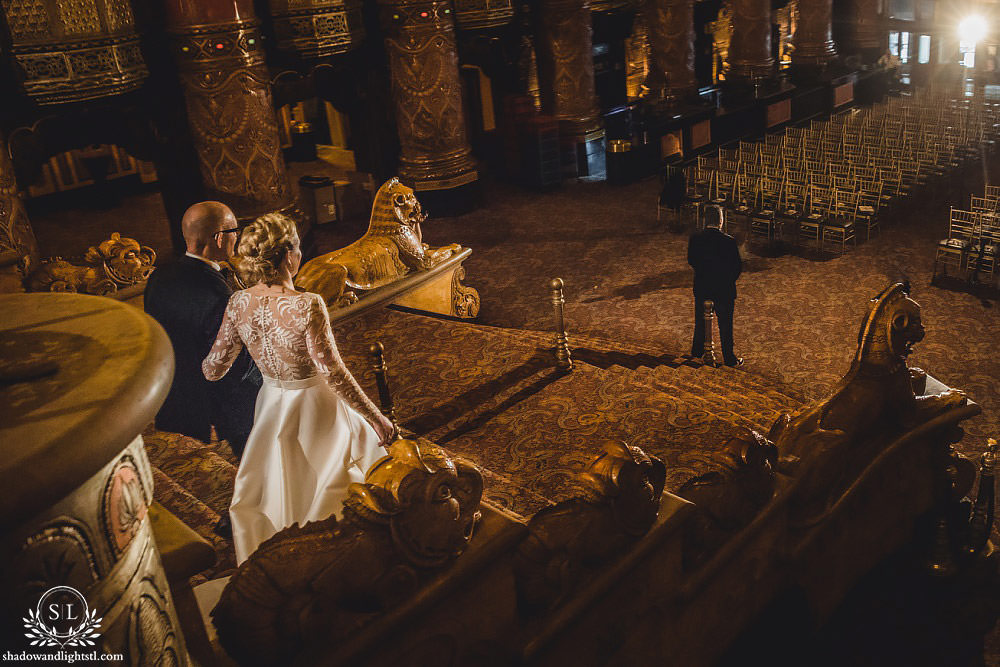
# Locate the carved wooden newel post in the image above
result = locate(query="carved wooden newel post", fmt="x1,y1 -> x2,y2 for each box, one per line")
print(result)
165,0 -> 296,225
0,132 -> 39,291
702,300 -> 718,367
550,278 -> 573,371
370,342 -> 400,431
643,0 -> 697,105
728,0 -> 773,82
379,0 -> 479,194
535,0 -> 605,176
791,0 -> 837,68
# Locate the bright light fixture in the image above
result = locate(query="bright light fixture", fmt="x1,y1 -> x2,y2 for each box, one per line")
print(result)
959,15 -> 987,43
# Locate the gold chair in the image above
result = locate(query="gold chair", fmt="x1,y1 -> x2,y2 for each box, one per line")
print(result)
932,208 -> 979,281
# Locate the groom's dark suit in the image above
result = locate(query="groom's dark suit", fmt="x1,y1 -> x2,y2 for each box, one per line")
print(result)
144,255 -> 260,457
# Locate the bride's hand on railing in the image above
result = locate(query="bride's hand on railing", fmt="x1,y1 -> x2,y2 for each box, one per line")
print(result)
374,414 -> 397,448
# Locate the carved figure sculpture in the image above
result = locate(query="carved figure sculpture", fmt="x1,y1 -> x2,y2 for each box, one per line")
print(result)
770,283 -> 966,517
26,232 -> 155,294
513,441 -> 666,614
212,439 -> 483,666
678,430 -> 777,568
295,178 -> 462,307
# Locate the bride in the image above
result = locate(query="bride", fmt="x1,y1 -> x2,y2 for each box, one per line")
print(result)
202,213 -> 396,564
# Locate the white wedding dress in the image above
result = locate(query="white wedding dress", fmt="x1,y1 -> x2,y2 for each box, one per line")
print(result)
203,289 -> 386,564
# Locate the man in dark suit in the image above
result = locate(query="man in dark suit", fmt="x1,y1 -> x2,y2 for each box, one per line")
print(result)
688,205 -> 743,367
144,201 -> 261,461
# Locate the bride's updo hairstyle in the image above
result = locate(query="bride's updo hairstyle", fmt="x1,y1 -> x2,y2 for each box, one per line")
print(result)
236,213 -> 298,285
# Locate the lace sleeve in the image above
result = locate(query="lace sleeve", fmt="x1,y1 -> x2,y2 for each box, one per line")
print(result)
203,295 -> 243,381
304,294 -> 386,428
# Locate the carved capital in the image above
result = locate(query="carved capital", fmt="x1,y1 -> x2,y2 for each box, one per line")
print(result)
267,0 -> 367,58
1,0 -> 148,104
453,0 -> 515,30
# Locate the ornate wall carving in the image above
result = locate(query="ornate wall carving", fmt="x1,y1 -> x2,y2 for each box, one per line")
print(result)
168,19 -> 294,221
0,131 -> 39,288
379,0 -> 478,191
728,0 -> 773,79
642,0 -> 696,103
792,0 -> 835,65
266,0 -> 366,59
0,0 -> 148,104
535,0 -> 602,139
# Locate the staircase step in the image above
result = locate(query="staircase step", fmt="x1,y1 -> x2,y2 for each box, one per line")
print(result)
144,429 -> 237,516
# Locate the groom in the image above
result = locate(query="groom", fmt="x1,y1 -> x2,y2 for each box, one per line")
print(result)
145,201 -> 261,470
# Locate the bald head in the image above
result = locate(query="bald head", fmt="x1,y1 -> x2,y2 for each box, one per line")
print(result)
182,201 -> 238,261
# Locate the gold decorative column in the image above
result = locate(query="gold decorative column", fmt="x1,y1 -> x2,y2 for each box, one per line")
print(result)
643,0 -> 697,103
728,0 -> 773,80
0,293 -> 187,665
0,132 -> 39,291
792,0 -> 836,65
166,0 -> 295,223
535,0 -> 605,164
267,0 -> 367,58
379,0 -> 479,193
0,0 -> 147,104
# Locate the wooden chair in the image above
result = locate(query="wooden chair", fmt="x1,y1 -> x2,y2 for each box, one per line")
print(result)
824,189 -> 858,254
932,208 -> 979,281
799,185 -> 830,250
857,182 -> 883,239
966,219 -> 1000,285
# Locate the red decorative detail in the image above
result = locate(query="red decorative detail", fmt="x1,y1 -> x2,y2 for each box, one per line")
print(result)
420,11 -> 428,17
216,42 -> 226,49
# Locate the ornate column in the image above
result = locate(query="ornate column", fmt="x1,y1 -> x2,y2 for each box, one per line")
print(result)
728,0 -> 773,80
1,293 -> 188,665
842,0 -> 884,59
379,0 -> 479,193
267,0 -> 366,59
0,0 -> 147,105
535,0 -> 605,171
0,132 -> 39,291
643,0 -> 697,103
165,0 -> 295,224
792,0 -> 837,66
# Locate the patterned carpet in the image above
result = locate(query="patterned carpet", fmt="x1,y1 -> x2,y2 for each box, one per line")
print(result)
24,128 -> 1000,659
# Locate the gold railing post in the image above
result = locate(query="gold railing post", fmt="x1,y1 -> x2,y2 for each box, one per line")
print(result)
550,278 -> 573,371
370,342 -> 399,430
702,300 -> 718,367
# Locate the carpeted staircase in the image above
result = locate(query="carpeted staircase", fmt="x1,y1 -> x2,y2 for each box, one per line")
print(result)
145,308 -> 807,582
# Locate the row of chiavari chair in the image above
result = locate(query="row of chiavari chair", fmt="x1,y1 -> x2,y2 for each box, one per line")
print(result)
681,85 -> 1000,254
934,189 -> 1000,284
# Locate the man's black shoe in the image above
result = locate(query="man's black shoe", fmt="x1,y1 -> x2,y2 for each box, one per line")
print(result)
724,357 -> 744,367
214,515 -> 233,538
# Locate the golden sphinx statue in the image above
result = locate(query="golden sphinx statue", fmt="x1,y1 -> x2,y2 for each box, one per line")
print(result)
296,178 -> 465,308
770,282 -> 967,518
211,439 -> 483,666
26,232 -> 155,296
